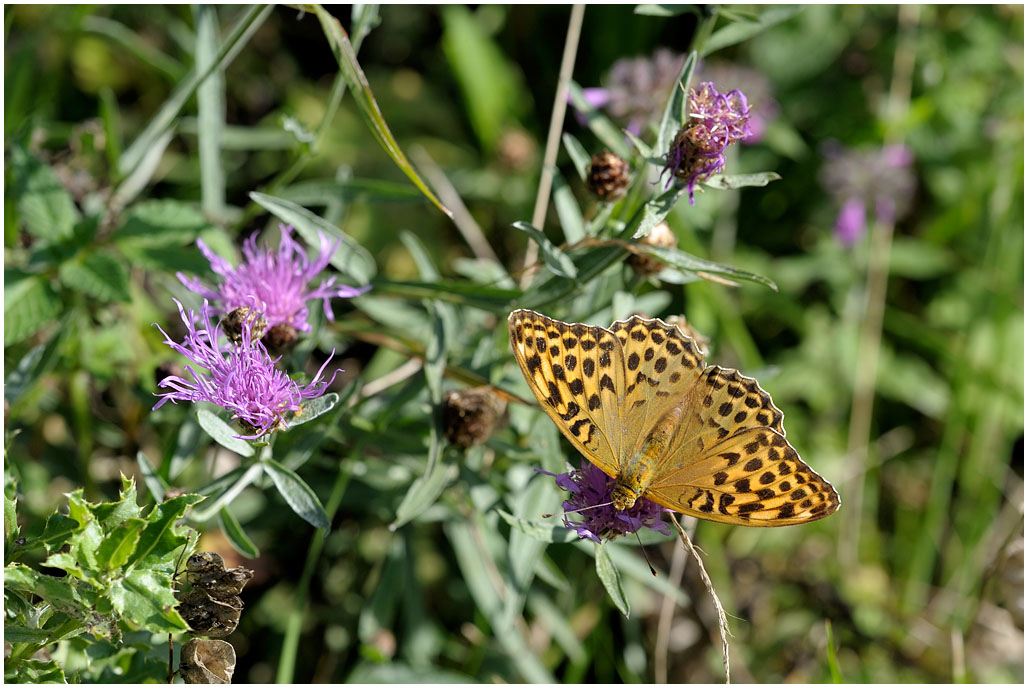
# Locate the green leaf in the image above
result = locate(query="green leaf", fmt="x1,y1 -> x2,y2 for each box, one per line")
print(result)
114,199 -> 211,246
440,4 -> 529,152
6,658 -> 67,683
551,168 -> 586,243
263,458 -> 330,529
80,15 -> 185,83
390,459 -> 455,531
371,278 -> 520,312
3,275 -> 61,346
4,492 -> 18,547
117,242 -> 213,274
125,493 -> 204,570
58,250 -> 131,303
630,243 -> 779,291
118,5 -> 272,177
8,144 -> 80,241
219,506 -> 259,559
703,5 -> 804,56
656,51 -> 698,156
40,513 -> 82,551
566,81 -> 631,159
312,6 -> 451,218
96,519 -> 145,571
136,451 -> 170,505
594,540 -> 630,618
285,393 -> 339,430
703,171 -> 782,190
512,221 -> 578,279
196,408 -> 256,457
249,191 -> 376,285
634,4 -> 700,17
195,4 -> 226,217
630,184 -> 690,239
108,568 -> 188,633
625,128 -> 657,161
496,509 -> 576,544
561,133 -> 592,182
190,464 -> 263,523
92,476 -> 142,528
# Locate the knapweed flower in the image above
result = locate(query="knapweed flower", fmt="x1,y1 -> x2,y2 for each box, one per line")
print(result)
539,460 -> 671,543
178,224 -> 370,333
661,82 -> 752,204
820,143 -> 916,246
153,299 -> 337,438
695,60 -> 778,144
579,48 -> 688,136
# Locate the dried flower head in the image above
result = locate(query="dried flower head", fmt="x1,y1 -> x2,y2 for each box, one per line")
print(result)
178,224 -> 370,333
153,299 -> 337,438
587,151 -> 631,202
443,386 -> 506,448
626,221 -> 678,277
262,323 -> 298,354
820,143 -> 916,246
539,460 -> 671,543
661,82 -> 752,204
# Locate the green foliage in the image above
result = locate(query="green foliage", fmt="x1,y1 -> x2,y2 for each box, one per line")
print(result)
3,3 -> 1022,684
3,477 -> 201,682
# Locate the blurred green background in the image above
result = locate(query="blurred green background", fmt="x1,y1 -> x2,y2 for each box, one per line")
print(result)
4,4 -> 1023,683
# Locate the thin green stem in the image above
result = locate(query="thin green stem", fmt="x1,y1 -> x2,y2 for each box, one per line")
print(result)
275,453 -> 356,683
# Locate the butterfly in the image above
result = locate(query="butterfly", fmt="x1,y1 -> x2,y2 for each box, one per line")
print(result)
508,309 -> 840,526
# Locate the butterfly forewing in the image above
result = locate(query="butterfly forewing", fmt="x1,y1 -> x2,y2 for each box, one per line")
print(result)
508,310 -> 625,478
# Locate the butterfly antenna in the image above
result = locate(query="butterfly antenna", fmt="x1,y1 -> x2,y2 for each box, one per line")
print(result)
635,530 -> 658,577
541,501 -> 615,519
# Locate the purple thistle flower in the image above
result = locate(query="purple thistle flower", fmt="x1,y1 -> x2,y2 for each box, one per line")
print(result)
538,460 -> 671,543
695,60 -> 779,145
178,224 -> 370,333
153,299 -> 338,438
660,82 -> 753,204
820,142 -> 917,246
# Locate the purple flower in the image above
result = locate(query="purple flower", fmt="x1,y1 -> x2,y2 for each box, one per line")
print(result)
695,60 -> 779,144
572,49 -> 687,136
178,224 -> 370,333
153,299 -> 337,438
538,460 -> 671,543
661,82 -> 753,204
820,143 -> 917,246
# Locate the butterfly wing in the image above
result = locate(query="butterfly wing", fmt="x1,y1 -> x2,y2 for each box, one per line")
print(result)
508,310 -> 626,478
645,364 -> 840,525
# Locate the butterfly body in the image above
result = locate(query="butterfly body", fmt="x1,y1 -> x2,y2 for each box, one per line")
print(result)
508,309 -> 840,527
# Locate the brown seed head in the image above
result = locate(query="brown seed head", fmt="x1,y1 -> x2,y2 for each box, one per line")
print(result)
443,386 -> 506,448
627,221 -> 678,277
587,151 -> 631,201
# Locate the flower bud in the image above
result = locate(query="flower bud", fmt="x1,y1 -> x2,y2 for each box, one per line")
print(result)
587,151 -> 631,201
626,221 -> 678,277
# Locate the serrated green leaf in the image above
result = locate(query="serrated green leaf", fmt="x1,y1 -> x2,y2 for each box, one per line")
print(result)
196,408 -> 255,457
5,492 -> 19,547
703,171 -> 782,190
40,513 -> 81,551
312,6 -> 451,218
6,658 -> 67,683
58,250 -> 131,303
594,540 -> 630,618
92,476 -> 141,528
219,506 -> 259,559
108,568 -> 188,633
96,519 -> 145,570
249,191 -> 376,285
8,144 -> 80,241
513,221 -> 577,279
263,458 -> 330,529
3,275 -> 62,346
496,509 -> 576,544
126,493 -> 204,570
